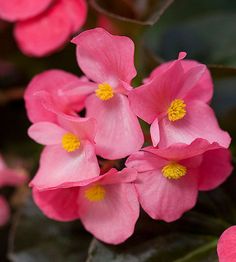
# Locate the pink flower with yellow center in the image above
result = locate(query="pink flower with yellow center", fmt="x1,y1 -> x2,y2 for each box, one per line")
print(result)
129,53 -> 231,148
126,139 -> 232,222
28,114 -> 100,189
70,28 -> 144,159
0,0 -> 87,56
31,168 -> 139,244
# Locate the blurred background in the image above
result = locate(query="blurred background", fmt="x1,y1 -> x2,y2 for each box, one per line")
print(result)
0,0 -> 236,261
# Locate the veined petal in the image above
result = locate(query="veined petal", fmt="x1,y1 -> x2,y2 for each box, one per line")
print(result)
78,183 -> 139,244
86,94 -> 143,160
158,101 -> 231,148
30,142 -> 99,190
72,27 -> 136,86
135,169 -> 198,222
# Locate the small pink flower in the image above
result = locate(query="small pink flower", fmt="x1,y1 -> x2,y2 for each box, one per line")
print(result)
217,225 -> 236,262
0,155 -> 27,226
24,69 -> 95,123
32,168 -> 139,244
126,139 -> 233,222
71,28 -> 144,159
129,53 -> 231,148
0,0 -> 87,56
28,114 -> 100,190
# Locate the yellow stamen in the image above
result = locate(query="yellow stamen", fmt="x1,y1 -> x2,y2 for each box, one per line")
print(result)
61,133 -> 80,152
162,162 -> 187,180
85,185 -> 106,202
167,99 -> 186,121
95,82 -> 114,101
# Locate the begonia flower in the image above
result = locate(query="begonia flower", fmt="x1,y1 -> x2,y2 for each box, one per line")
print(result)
71,28 -> 144,159
126,139 -> 232,222
28,114 -> 100,189
24,69 -> 95,123
129,53 -> 231,148
217,225 -> 236,262
0,0 -> 87,56
32,168 -> 139,244
0,155 -> 27,226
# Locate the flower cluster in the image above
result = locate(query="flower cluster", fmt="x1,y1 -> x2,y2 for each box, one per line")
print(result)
25,28 -> 232,244
0,0 -> 87,56
0,155 -> 26,226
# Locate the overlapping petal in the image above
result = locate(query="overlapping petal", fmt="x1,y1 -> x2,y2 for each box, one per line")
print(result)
86,93 -> 144,159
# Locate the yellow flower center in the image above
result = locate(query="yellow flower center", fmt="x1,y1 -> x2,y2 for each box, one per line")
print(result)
167,99 -> 186,121
95,82 -> 114,101
61,133 -> 80,152
161,162 -> 187,180
85,185 -> 106,202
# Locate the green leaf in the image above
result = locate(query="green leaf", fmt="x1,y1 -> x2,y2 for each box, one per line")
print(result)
8,197 -> 92,262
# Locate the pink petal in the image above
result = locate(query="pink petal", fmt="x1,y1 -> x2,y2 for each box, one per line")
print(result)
72,27 -> 136,86
135,169 -> 198,222
129,60 -> 184,124
30,142 -> 99,190
57,115 -> 97,143
78,183 -> 139,244
158,101 -> 231,148
198,148 -> 233,191
24,70 -> 87,123
0,0 -> 53,22
86,94 -> 144,160
62,0 -> 87,33
0,155 -> 27,187
33,187 -> 80,221
150,118 -> 160,146
14,0 -> 72,57
28,122 -> 66,145
144,139 -> 221,161
0,196 -> 10,226
126,150 -> 168,172
217,226 -> 236,262
148,59 -> 213,103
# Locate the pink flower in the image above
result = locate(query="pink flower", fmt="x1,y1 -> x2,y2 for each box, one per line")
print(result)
129,53 -> 231,148
28,114 -> 100,190
24,69 -> 95,123
71,28 -> 144,159
126,139 -> 233,222
0,0 -> 87,56
217,225 -> 236,262
0,155 -> 27,226
32,168 -> 139,244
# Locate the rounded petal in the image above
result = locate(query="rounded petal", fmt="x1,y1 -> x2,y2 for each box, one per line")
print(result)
62,0 -> 87,33
86,94 -> 144,159
217,226 -> 236,262
158,101 -> 231,148
24,70 -> 86,123
0,0 -> 53,21
198,148 -> 233,191
150,118 -> 160,146
30,142 -> 99,190
0,196 -> 10,226
72,27 -> 136,85
33,187 -> 80,222
148,59 -> 213,103
28,122 -> 66,146
135,169 -> 198,222
14,0 -> 72,57
78,183 -> 139,244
